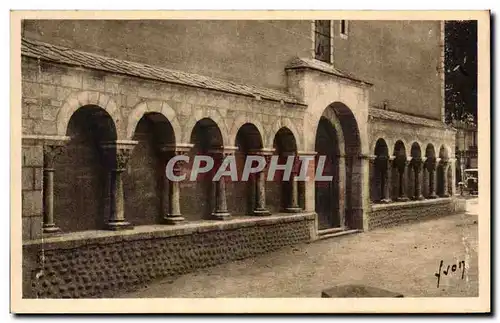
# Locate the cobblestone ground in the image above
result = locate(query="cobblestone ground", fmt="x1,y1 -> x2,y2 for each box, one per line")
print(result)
118,198 -> 479,298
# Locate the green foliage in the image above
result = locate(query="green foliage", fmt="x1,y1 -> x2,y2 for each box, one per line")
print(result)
444,20 -> 477,126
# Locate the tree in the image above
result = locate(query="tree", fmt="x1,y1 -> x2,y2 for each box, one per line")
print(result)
444,20 -> 477,126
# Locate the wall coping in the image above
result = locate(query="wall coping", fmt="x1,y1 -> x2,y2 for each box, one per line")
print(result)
23,212 -> 316,251
370,197 -> 455,211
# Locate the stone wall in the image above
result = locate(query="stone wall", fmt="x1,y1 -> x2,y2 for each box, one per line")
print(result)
368,198 -> 466,230
21,137 -> 45,240
23,20 -> 443,120
23,213 -> 316,299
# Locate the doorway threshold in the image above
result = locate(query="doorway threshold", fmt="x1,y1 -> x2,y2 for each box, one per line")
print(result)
317,227 -> 361,240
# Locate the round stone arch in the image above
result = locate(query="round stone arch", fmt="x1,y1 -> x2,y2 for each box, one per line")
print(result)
229,115 -> 266,148
126,100 -> 182,144
182,108 -> 230,146
267,117 -> 302,151
57,91 -> 122,137
371,136 -> 395,156
303,95 -> 368,155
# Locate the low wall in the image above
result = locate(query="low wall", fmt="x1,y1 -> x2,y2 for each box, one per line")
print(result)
368,197 -> 466,230
23,213 -> 316,299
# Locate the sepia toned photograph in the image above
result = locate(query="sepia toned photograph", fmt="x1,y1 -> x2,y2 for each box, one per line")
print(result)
10,10 -> 490,313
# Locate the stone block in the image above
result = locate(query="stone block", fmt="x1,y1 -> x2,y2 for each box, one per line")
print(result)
22,217 -> 31,241
22,190 -> 43,217
42,106 -> 59,121
33,119 -> 57,135
22,145 -> 43,167
30,216 -> 43,240
61,73 -> 83,89
22,82 -> 40,99
34,167 -> 43,190
40,84 -> 58,99
22,167 -> 34,191
28,104 -> 43,120
83,77 -> 105,92
22,119 -> 35,135
56,86 -> 74,102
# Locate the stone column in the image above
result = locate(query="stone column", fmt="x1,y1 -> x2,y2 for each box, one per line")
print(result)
210,147 -> 237,220
411,157 -> 425,200
159,143 -> 193,224
396,156 -> 409,201
42,137 -> 70,234
285,153 -> 302,213
426,157 -> 438,199
380,156 -> 393,203
250,148 -> 273,216
369,155 -> 377,202
450,158 -> 457,196
100,140 -> 137,230
439,159 -> 450,197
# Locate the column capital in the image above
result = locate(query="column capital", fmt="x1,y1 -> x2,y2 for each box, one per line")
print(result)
248,147 -> 275,156
100,140 -> 138,171
296,150 -> 318,157
158,143 -> 194,157
208,146 -> 238,157
42,137 -> 71,169
358,154 -> 376,160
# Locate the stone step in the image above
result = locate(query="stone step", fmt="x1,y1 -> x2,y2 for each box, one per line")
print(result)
317,229 -> 362,241
317,227 -> 344,235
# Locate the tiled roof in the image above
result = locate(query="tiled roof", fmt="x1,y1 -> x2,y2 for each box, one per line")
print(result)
369,107 -> 449,129
285,57 -> 373,87
21,38 -> 305,106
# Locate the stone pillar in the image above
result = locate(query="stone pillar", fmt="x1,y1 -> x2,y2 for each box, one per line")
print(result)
411,157 -> 425,200
381,156 -> 393,203
439,159 -> 450,197
369,155 -> 377,202
426,157 -> 438,199
42,137 -> 70,234
210,147 -> 237,220
250,148 -> 273,216
396,156 -> 409,202
285,153 -> 302,213
450,158 -> 457,196
100,140 -> 137,230
159,143 -> 193,224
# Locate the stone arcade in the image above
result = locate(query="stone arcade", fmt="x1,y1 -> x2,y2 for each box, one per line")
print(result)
21,20 -> 465,298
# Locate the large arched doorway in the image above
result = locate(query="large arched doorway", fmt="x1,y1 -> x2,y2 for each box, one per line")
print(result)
185,118 -> 224,220
54,105 -> 117,232
124,113 -> 176,226
314,102 -> 362,230
314,117 -> 340,229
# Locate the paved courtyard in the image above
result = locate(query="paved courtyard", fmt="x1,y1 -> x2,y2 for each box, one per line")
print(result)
119,198 -> 479,298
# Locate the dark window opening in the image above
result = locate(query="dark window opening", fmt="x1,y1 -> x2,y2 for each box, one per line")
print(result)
315,20 -> 331,63
341,20 -> 348,36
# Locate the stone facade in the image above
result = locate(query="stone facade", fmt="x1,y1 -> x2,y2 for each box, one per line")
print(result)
19,20 -> 461,298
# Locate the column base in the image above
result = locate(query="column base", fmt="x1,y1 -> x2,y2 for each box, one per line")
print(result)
42,224 -> 61,234
253,208 -> 271,216
284,207 -> 302,213
163,215 -> 185,225
412,195 -> 425,201
427,194 -> 438,199
395,196 -> 409,202
211,212 -> 231,220
379,198 -> 392,204
105,221 -> 133,231
439,194 -> 450,198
